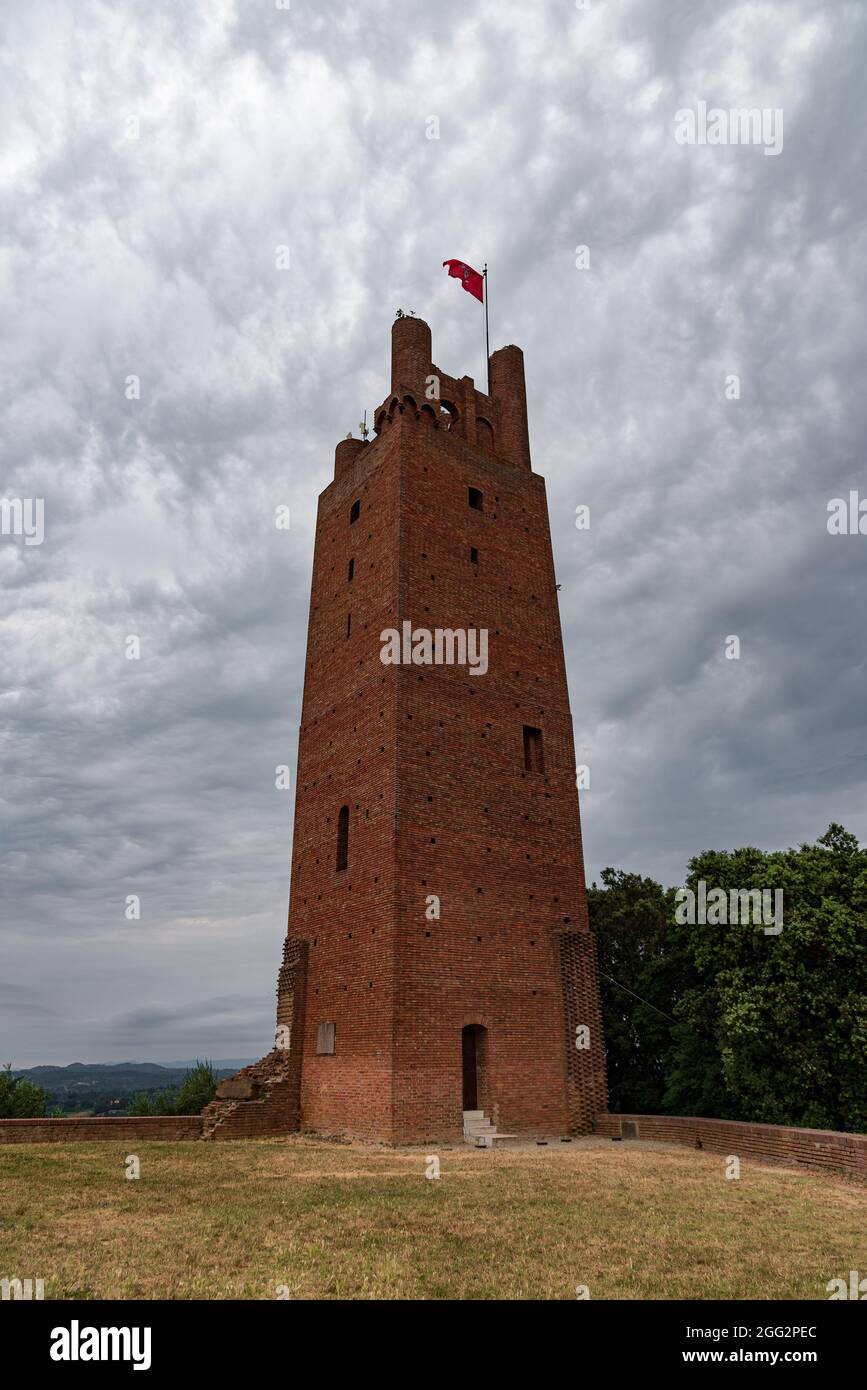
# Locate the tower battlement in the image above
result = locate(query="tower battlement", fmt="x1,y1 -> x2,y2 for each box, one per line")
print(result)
335,316 -> 531,483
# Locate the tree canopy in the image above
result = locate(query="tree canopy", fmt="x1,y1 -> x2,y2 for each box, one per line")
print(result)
589,825 -> 867,1133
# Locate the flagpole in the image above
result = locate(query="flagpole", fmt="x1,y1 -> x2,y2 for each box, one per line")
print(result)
483,263 -> 490,394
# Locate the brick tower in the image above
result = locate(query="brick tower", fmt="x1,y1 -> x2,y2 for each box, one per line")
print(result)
204,316 -> 607,1144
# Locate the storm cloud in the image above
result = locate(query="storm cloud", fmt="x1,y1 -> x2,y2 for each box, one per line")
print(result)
1,0 -> 865,1064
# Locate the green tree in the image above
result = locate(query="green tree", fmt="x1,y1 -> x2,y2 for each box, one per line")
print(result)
589,827 -> 867,1133
126,1091 -> 157,1116
588,869 -> 677,1113
153,1088 -> 179,1115
666,824 -> 867,1131
175,1061 -> 218,1114
126,1062 -> 217,1117
0,1064 -> 48,1118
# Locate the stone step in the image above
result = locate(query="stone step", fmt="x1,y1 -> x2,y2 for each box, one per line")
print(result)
463,1108 -> 513,1146
463,1103 -> 517,1145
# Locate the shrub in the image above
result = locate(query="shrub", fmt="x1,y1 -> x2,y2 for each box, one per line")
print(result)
0,1064 -> 48,1119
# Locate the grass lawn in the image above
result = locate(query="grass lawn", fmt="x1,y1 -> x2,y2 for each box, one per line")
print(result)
1,1136 -> 864,1300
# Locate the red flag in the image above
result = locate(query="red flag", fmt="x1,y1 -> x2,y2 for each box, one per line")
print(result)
443,259 -> 484,303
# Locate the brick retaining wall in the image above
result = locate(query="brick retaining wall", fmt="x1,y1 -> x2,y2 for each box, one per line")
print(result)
594,1113 -> 866,1180
0,1115 -> 203,1144
3,1109 -> 861,1175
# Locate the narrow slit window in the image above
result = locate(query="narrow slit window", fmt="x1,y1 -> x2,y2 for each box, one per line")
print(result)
523,725 -> 544,773
468,487 -> 483,511
336,805 -> 349,871
348,558 -> 354,581
470,546 -> 479,565
349,499 -> 360,524
346,612 -> 351,638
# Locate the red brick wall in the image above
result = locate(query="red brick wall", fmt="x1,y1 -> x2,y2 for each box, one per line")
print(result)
275,316 -> 607,1143
558,928 -> 608,1132
389,404 -> 603,1142
594,1113 -> 867,1180
203,1076 -> 300,1141
0,1115 -> 202,1144
286,418 -> 402,1140
200,1034 -> 306,1141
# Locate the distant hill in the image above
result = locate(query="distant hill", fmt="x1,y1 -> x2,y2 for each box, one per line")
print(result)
8,1061 -> 254,1115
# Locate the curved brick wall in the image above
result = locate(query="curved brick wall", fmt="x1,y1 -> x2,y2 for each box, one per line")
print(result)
594,1113 -> 866,1180
0,1115 -> 203,1144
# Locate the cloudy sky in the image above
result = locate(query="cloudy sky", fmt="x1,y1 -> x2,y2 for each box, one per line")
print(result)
2,0 -> 865,1066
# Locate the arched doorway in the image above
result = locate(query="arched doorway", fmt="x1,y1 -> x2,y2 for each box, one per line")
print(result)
461,1024 -> 487,1110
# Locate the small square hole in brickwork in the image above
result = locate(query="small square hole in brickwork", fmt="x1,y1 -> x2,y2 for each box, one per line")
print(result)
316,1022 -> 335,1055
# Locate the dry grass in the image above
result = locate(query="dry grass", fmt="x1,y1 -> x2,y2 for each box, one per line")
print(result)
1,1136 -> 863,1300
